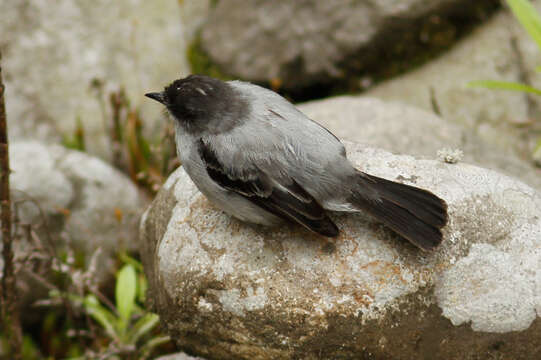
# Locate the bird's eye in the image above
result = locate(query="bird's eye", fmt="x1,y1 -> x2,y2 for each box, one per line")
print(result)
176,86 -> 181,91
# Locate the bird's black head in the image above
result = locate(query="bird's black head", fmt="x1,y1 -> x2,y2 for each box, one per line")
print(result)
146,75 -> 246,134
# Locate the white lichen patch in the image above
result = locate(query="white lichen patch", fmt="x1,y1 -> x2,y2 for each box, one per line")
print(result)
158,170 -> 212,297
215,287 -> 267,316
435,242 -> 539,333
197,297 -> 214,312
162,170 -> 181,191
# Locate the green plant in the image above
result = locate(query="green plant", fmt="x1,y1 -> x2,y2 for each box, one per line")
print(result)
468,0 -> 541,160
97,84 -> 179,194
9,195 -> 173,359
62,117 -> 86,151
50,258 -> 170,360
0,333 -> 41,359
187,35 -> 232,81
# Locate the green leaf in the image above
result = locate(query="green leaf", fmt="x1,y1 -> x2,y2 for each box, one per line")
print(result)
119,252 -> 144,272
116,264 -> 137,327
132,303 -> 145,315
137,273 -> 148,303
48,289 -> 62,299
50,290 -> 86,308
468,80 -> 541,95
506,0 -> 541,51
139,335 -> 171,358
535,65 -> 541,72
62,117 -> 86,151
83,295 -> 118,340
125,313 -> 160,344
533,138 -> 541,159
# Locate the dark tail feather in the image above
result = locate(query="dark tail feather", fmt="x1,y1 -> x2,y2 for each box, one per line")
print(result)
352,173 -> 448,251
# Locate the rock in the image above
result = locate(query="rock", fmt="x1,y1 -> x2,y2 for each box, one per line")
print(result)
365,3 -> 541,158
6,141 -> 144,273
179,0 -> 212,41
140,141 -> 541,359
1,141 -> 145,316
298,96 -> 541,189
0,0 -> 187,159
155,352 -> 206,360
198,0 -> 499,93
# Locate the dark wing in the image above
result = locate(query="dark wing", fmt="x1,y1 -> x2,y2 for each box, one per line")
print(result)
198,139 -> 338,237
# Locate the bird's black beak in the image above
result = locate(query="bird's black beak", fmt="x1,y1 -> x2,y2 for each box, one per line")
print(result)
145,92 -> 166,104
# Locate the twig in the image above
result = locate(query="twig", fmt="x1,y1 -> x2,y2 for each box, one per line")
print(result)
12,190 -> 58,258
0,50 -> 23,358
110,90 -> 126,170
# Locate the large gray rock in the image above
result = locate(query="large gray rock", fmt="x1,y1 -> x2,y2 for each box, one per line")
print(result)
1,0 -> 187,158
365,3 -> 541,158
140,141 -> 541,359
179,0 -> 213,41
298,96 -> 541,189
199,0 -> 499,92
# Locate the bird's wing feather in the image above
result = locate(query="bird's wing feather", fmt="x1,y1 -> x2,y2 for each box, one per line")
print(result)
202,82 -> 355,204
198,139 -> 339,237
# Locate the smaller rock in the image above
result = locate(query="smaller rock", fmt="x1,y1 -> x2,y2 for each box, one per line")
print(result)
1,141 -> 146,320
1,141 -> 146,309
155,352 -> 206,360
365,6 -> 541,158
1,0 -> 187,158
10,141 -> 144,256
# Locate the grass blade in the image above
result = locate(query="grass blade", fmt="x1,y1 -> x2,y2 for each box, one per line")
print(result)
468,80 -> 541,95
506,0 -> 541,50
140,335 -> 171,358
125,313 -> 160,344
83,295 -> 118,340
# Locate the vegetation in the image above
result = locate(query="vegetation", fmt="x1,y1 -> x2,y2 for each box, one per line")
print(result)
1,244 -> 173,359
81,80 -> 179,194
48,257 -> 170,359
0,65 -> 175,358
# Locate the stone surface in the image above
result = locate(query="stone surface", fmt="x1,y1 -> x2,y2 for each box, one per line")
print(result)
298,96 -> 541,190
140,141 -> 541,359
179,0 -> 212,41
198,0 -> 499,92
155,352 -> 206,360
9,141 -> 144,256
0,0 -> 187,158
365,3 -> 541,158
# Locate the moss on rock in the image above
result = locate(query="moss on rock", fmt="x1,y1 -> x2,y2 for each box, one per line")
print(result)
187,34 -> 232,81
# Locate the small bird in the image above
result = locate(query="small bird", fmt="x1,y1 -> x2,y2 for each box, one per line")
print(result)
146,75 -> 447,250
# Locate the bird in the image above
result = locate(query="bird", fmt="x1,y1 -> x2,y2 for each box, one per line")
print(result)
145,74 -> 447,251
